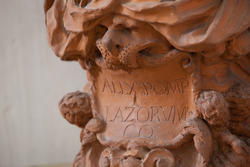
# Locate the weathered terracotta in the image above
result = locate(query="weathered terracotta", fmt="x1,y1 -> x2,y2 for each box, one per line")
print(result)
44,0 -> 250,166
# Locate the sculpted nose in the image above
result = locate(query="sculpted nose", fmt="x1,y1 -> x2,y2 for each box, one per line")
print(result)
102,30 -> 122,58
96,24 -> 134,67
96,24 -> 142,69
101,25 -> 128,57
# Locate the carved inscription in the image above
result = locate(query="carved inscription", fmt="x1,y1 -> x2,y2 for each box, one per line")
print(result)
97,71 -> 194,142
104,105 -> 191,139
102,78 -> 189,96
105,105 -> 190,124
123,124 -> 154,138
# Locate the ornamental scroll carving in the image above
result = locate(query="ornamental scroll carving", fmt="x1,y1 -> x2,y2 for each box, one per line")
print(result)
44,0 -> 250,167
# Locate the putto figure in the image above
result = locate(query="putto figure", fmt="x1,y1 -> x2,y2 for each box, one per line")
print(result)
196,91 -> 250,166
44,0 -> 250,166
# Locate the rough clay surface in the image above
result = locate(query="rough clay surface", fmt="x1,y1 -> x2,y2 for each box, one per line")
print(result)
45,0 -> 250,167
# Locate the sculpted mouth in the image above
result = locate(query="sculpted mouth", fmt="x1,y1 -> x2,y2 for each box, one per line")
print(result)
95,39 -> 175,70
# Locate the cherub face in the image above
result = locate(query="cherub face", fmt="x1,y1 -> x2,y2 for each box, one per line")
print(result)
203,106 -> 229,127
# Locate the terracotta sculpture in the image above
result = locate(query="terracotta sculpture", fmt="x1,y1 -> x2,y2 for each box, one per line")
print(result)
44,0 -> 250,166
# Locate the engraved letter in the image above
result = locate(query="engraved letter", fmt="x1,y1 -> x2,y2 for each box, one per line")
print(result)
102,79 -> 114,94
137,107 -> 150,122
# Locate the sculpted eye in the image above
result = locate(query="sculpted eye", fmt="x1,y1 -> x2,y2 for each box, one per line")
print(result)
96,25 -> 108,39
138,43 -> 169,57
74,0 -> 91,7
123,27 -> 132,34
114,24 -> 132,34
138,48 -> 152,57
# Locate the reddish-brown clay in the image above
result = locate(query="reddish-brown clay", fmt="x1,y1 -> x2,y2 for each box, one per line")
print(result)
44,0 -> 250,166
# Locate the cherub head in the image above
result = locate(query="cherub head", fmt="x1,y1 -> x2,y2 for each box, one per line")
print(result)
59,91 -> 92,128
195,91 -> 230,127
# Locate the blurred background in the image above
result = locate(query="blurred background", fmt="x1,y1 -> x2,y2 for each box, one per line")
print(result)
0,1 -> 86,167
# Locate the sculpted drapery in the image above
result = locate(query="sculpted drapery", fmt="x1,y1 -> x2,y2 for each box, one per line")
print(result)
44,0 -> 250,167
45,0 -> 250,58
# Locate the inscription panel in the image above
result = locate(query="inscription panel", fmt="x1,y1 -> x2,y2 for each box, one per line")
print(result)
94,58 -> 194,145
102,78 -> 189,96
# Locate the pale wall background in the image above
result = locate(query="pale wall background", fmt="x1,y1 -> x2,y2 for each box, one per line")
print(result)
0,1 -> 86,167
